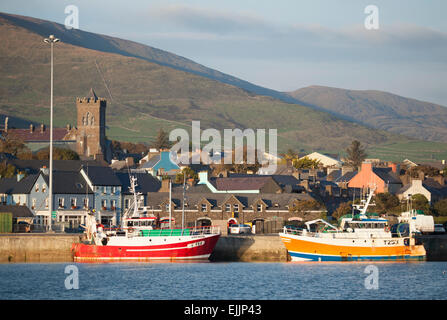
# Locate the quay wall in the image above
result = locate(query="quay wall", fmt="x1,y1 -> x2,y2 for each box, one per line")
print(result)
417,234 -> 447,261
210,235 -> 290,262
1,234 -> 447,263
0,234 -> 82,263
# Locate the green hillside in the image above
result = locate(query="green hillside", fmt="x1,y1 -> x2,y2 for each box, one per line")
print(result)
1,12 -> 446,162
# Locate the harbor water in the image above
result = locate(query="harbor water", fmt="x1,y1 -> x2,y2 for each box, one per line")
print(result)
0,261 -> 446,300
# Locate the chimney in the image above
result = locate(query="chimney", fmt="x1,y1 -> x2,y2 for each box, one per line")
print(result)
361,162 -> 373,172
17,173 -> 25,182
187,178 -> 195,187
4,117 -> 8,132
341,166 -> 354,176
389,162 -> 397,174
198,171 -> 209,185
159,179 -> 170,193
125,157 -> 134,167
40,123 -> 45,133
433,175 -> 445,186
30,124 -> 34,133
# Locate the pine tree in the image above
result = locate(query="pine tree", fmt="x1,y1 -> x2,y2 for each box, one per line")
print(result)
346,140 -> 367,169
152,128 -> 171,150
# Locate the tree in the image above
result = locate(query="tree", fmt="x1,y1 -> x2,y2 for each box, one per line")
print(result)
175,167 -> 198,184
289,200 -> 325,221
152,128 -> 171,150
374,193 -> 400,214
35,147 -> 80,160
345,140 -> 367,169
0,134 -> 28,157
411,194 -> 430,213
0,161 -> 17,178
292,157 -> 321,169
280,149 -> 298,164
332,202 -> 352,221
434,199 -> 447,216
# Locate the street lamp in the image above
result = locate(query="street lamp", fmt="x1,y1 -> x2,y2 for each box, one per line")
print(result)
44,35 -> 59,232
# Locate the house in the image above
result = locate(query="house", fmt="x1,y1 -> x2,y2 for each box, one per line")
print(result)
348,162 -> 402,194
144,191 -> 319,235
115,172 -> 161,212
139,151 -> 181,177
0,205 -> 34,230
80,166 -> 122,225
299,152 -> 342,168
397,177 -> 447,204
197,171 -> 286,194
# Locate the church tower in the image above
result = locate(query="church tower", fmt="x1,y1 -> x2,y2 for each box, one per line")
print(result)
76,88 -> 106,158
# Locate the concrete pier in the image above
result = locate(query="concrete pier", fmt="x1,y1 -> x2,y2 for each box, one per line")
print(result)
210,235 -> 290,262
0,234 -> 82,263
416,234 -> 447,261
1,233 -> 447,263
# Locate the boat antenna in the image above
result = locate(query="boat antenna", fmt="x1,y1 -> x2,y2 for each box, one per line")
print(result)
169,178 -> 172,229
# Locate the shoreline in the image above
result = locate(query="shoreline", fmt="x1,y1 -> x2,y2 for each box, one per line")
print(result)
1,233 -> 447,263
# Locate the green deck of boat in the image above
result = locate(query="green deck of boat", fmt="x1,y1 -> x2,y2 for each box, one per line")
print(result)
139,229 -> 191,237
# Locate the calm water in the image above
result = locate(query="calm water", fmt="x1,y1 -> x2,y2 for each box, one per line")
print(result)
0,261 -> 446,300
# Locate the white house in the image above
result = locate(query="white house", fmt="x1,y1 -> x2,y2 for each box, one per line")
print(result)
300,152 -> 342,168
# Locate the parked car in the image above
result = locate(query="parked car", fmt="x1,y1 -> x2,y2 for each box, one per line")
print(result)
229,224 -> 251,234
434,224 -> 446,234
15,221 -> 31,233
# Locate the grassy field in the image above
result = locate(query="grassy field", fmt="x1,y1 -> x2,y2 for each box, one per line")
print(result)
1,17 -> 446,162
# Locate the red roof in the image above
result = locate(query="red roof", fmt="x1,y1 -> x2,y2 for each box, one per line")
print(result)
6,128 -> 71,142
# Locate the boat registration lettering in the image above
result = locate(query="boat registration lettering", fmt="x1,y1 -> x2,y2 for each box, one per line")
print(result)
187,241 -> 205,248
384,240 -> 398,245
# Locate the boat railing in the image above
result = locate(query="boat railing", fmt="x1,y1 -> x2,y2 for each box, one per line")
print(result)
135,225 -> 221,237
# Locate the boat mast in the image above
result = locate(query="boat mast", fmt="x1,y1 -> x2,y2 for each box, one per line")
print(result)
169,179 -> 172,229
182,173 -> 186,230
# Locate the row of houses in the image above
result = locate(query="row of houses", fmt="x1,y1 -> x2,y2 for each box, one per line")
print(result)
0,159 -> 324,233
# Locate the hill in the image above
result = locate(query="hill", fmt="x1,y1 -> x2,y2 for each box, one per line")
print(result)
288,85 -> 447,143
1,12 -> 447,162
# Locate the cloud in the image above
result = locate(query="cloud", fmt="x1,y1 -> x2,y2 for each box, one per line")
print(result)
147,4 -> 272,35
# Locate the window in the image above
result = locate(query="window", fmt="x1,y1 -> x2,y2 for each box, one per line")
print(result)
71,198 -> 77,208
225,204 -> 231,212
102,199 -> 107,209
165,204 -> 170,212
234,204 -> 239,212
42,184 -> 46,193
257,204 -> 263,212
111,200 -> 116,210
201,203 -> 207,212
83,198 -> 89,209
58,198 -> 64,208
112,186 -> 116,194
32,198 -> 36,209
35,184 -> 39,192
45,198 -> 49,208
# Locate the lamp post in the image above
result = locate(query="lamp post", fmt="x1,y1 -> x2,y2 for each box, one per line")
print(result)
44,35 -> 59,232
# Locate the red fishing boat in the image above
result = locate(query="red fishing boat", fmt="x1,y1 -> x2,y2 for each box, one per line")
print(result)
72,176 -> 220,262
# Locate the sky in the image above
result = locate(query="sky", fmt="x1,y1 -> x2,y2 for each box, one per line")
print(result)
1,0 -> 447,106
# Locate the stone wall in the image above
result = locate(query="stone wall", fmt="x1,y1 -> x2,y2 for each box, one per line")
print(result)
210,235 -> 290,262
0,234 -> 82,263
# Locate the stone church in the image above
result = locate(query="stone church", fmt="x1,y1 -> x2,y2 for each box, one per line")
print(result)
2,88 -> 112,162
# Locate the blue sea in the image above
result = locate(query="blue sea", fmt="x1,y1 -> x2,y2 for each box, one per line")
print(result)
0,261 -> 446,300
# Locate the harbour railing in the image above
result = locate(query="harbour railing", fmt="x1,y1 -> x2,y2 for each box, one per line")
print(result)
281,226 -> 410,239
137,225 -> 221,237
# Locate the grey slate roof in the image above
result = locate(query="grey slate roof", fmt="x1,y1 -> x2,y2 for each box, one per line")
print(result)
115,172 -> 161,194
81,166 -> 121,186
335,171 -> 358,183
6,159 -> 107,174
0,205 -> 34,218
42,172 -> 93,194
0,174 -> 40,194
146,192 -> 314,210
372,167 -> 402,184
